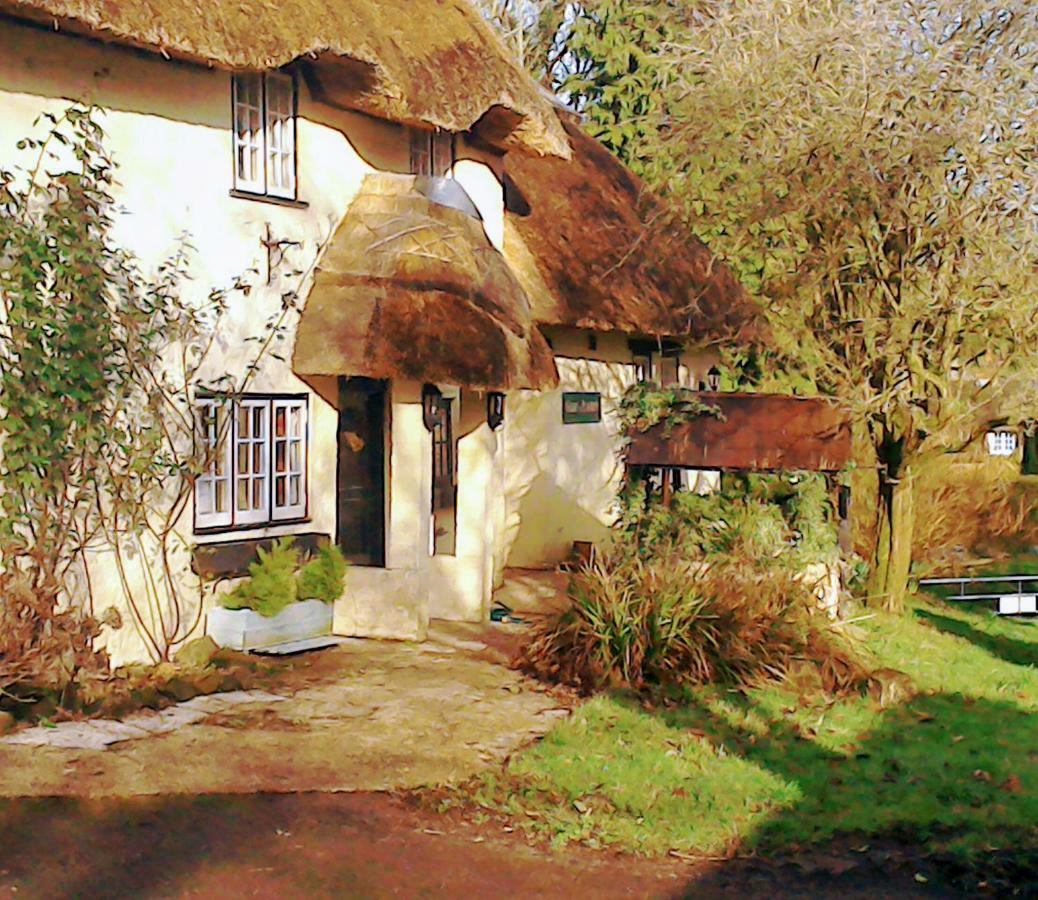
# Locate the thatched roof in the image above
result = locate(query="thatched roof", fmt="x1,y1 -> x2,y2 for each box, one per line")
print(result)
293,173 -> 558,391
504,113 -> 759,340
0,0 -> 569,158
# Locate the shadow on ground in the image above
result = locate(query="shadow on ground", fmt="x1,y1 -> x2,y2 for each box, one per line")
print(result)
915,608 -> 1038,669
656,687 -> 1038,894
0,792 -> 685,899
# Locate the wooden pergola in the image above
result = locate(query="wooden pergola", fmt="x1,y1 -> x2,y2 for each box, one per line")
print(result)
626,393 -> 852,474
626,393 -> 853,544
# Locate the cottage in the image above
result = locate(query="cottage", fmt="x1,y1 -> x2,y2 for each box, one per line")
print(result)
0,0 -> 831,666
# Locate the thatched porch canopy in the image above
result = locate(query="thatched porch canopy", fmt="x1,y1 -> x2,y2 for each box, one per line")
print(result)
0,0 -> 569,158
504,113 -> 759,340
627,394 -> 851,473
293,173 -> 558,392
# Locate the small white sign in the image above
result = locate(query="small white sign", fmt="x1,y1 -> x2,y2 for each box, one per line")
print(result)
998,594 -> 1037,615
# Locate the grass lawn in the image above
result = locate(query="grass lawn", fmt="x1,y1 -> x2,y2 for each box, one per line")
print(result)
447,596 -> 1038,861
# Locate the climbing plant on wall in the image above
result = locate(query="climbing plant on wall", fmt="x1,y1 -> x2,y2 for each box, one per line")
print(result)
0,107 -> 320,677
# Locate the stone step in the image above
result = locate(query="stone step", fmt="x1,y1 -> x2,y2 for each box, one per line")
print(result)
250,636 -> 348,656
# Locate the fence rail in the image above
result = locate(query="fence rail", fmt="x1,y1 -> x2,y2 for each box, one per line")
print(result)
918,575 -> 1038,614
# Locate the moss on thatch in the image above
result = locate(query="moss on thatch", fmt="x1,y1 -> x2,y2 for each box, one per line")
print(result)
504,112 -> 760,340
0,0 -> 568,157
293,173 -> 558,391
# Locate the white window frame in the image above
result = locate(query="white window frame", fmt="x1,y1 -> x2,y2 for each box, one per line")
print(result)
409,127 -> 454,177
235,398 -> 271,527
986,429 -> 1019,457
264,72 -> 297,199
272,398 -> 307,521
195,398 -> 234,531
194,395 -> 309,532
233,72 -> 298,199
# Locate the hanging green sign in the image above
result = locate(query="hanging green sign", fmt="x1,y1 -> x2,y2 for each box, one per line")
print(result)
562,391 -> 602,424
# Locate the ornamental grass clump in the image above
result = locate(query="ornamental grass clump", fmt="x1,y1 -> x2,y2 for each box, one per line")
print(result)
521,503 -> 868,696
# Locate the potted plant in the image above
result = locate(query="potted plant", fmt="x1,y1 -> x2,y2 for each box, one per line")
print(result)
207,538 -> 348,651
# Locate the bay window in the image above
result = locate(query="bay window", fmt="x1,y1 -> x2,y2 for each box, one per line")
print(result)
195,395 -> 308,532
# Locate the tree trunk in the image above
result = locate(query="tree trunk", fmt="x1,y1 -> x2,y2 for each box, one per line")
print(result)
868,466 -> 915,612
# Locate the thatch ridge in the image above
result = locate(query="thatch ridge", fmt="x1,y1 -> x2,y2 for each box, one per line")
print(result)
293,173 -> 558,391
504,113 -> 759,340
0,0 -> 569,157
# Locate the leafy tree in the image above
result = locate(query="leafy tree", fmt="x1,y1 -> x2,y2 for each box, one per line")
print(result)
474,0 -> 573,85
554,1 -> 680,176
538,0 -> 1038,611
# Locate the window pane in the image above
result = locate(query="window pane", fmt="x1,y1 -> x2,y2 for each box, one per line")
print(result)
272,399 -> 307,521
197,480 -> 213,516
195,399 -> 233,530
265,73 -> 296,198
432,132 -> 453,176
233,74 -> 264,192
409,128 -> 432,176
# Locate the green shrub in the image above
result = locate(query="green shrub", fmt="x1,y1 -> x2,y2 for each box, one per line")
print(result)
621,472 -> 837,566
221,538 -> 301,618
525,478 -> 863,695
617,382 -> 724,436
522,528 -> 868,695
297,544 -> 348,604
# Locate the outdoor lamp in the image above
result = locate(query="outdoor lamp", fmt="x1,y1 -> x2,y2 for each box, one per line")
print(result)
707,366 -> 722,391
487,392 -> 506,431
422,383 -> 444,431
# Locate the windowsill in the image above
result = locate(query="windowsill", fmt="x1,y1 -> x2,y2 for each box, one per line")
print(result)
194,516 -> 311,539
229,188 -> 309,210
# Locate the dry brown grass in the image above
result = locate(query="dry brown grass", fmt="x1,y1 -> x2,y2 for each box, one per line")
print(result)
520,535 -> 870,696
0,571 -> 106,708
911,458 -> 1038,575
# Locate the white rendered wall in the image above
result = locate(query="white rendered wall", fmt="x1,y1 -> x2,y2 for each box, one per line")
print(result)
499,329 -> 720,572
0,21 -> 510,660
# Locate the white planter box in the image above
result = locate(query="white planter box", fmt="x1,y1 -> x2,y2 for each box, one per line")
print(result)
207,599 -> 334,651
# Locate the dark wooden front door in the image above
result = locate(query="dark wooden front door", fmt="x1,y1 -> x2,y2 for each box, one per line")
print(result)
337,377 -> 387,566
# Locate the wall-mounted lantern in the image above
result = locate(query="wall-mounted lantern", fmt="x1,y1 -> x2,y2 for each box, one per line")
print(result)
422,383 -> 444,431
706,366 -> 722,391
487,392 -> 506,431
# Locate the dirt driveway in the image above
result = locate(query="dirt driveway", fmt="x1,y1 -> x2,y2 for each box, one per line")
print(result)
0,624 -> 572,798
0,791 -> 951,899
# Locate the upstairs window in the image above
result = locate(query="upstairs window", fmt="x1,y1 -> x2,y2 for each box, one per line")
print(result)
409,128 -> 454,177
630,339 -> 682,386
195,395 -> 308,532
233,72 -> 297,200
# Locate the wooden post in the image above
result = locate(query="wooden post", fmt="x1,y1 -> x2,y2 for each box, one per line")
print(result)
661,468 -> 673,508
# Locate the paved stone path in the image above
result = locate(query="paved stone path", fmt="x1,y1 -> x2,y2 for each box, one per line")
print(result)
0,627 -> 572,798
1,691 -> 288,751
